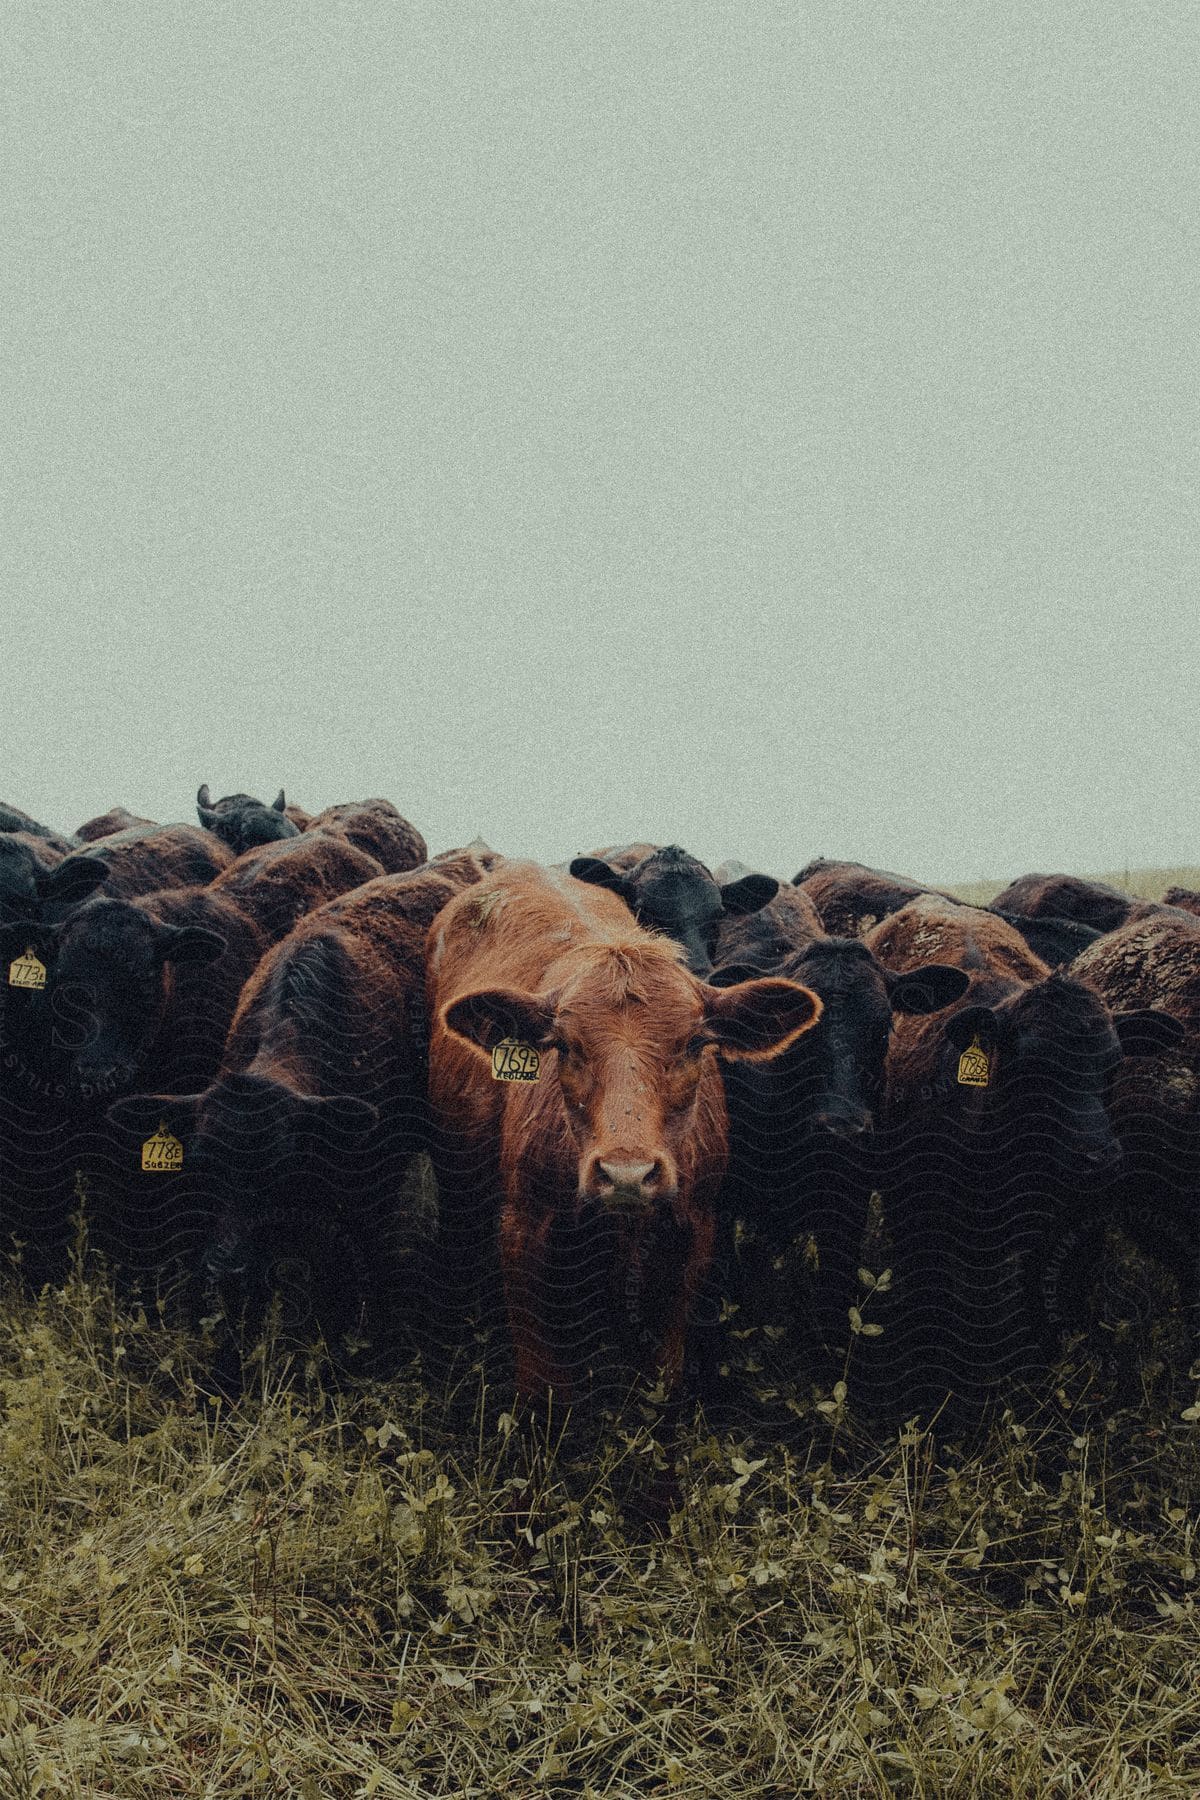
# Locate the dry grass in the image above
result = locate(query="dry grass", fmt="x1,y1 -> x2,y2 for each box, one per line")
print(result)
0,1233 -> 1197,1799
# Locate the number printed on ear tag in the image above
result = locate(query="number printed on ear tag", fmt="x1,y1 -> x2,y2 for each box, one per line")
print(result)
8,949 -> 46,990
957,1035 -> 990,1088
142,1122 -> 184,1172
491,1039 -> 541,1083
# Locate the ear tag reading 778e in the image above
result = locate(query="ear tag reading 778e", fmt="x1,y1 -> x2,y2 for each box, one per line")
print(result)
8,948 -> 46,990
957,1035 -> 990,1088
142,1122 -> 184,1173
491,1039 -> 541,1083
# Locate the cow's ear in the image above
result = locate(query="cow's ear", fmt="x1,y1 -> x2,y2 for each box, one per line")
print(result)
34,856 -> 108,905
706,961 -> 768,990
196,784 -> 219,827
569,858 -> 635,905
945,1005 -> 998,1050
701,977 -> 822,1062
0,919 -> 59,962
293,1092 -> 379,1136
1114,1008 -> 1186,1057
886,964 -> 971,1016
442,987 -> 557,1056
106,1092 -> 202,1142
718,873 -> 778,917
156,924 -> 227,965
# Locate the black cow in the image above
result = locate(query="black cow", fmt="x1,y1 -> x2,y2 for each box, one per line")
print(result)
196,785 -> 300,853
569,844 -> 778,978
702,879 -> 967,1393
858,896 -> 1179,1420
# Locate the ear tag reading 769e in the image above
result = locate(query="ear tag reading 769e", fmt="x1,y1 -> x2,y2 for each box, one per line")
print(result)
142,1122 -> 184,1173
8,948 -> 46,990
957,1035 -> 990,1088
491,1039 -> 541,1083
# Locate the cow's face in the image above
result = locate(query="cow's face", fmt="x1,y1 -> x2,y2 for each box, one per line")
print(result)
0,839 -> 107,926
197,788 -> 300,855
935,975 -> 1176,1170
442,955 -> 821,1211
714,944 -> 969,1137
570,848 -> 778,979
45,901 -> 225,1097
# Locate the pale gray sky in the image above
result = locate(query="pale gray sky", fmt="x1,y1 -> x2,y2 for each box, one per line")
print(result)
3,3 -> 1197,884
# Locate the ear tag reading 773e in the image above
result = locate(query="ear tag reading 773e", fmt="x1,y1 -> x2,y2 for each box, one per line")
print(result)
957,1035 -> 990,1088
8,948 -> 46,990
142,1122 -> 184,1173
491,1039 -> 541,1083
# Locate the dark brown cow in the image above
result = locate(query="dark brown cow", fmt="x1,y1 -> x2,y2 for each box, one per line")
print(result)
987,872 -> 1162,935
427,861 -> 822,1401
0,803 -> 73,853
569,844 -> 778,978
793,858 -> 957,939
74,808 -> 157,843
858,895 -> 1175,1417
208,831 -> 384,940
107,852 -> 495,1356
0,832 -> 108,926
306,799 -> 426,875
1163,885 -> 1200,918
1033,913 -> 1197,1349
55,824 -> 234,899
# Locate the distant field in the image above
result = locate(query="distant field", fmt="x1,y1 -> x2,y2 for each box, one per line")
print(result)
946,866 -> 1200,908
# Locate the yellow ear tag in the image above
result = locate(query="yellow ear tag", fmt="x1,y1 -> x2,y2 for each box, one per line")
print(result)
957,1035 -> 990,1088
491,1039 -> 541,1083
141,1122 -> 184,1173
8,948 -> 46,990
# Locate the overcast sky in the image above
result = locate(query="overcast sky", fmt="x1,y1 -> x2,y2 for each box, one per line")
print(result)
3,3 -> 1196,883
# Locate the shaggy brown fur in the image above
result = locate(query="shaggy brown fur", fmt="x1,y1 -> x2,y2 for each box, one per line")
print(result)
306,799 -> 426,874
209,831 -> 383,941
57,824 -> 234,899
427,862 -> 821,1400
988,872 -> 1162,934
73,808 -> 157,843
793,858 -> 957,939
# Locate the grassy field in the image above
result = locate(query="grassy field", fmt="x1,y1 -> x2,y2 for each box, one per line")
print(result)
0,1238 -> 1197,1798
2,865 -> 1199,1797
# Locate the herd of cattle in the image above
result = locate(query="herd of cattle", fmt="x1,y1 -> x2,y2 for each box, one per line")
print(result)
2,787 -> 1199,1423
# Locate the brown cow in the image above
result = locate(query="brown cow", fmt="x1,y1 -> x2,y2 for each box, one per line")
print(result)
0,803 -> 73,853
1163,885 -> 1200,918
793,858 -> 957,939
74,808 -> 157,843
427,862 -> 822,1401
987,872 -> 1164,935
306,799 -> 426,874
56,824 -> 234,897
107,852 -> 495,1358
209,831 -> 384,940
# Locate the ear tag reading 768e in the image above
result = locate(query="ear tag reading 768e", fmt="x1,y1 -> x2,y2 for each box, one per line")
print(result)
957,1035 -> 990,1088
142,1122 -> 184,1173
8,948 -> 46,990
491,1039 -> 541,1083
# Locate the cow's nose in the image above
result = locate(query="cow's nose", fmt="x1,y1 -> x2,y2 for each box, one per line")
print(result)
598,1158 -> 657,1191
593,1158 -> 666,1211
815,1108 -> 871,1139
